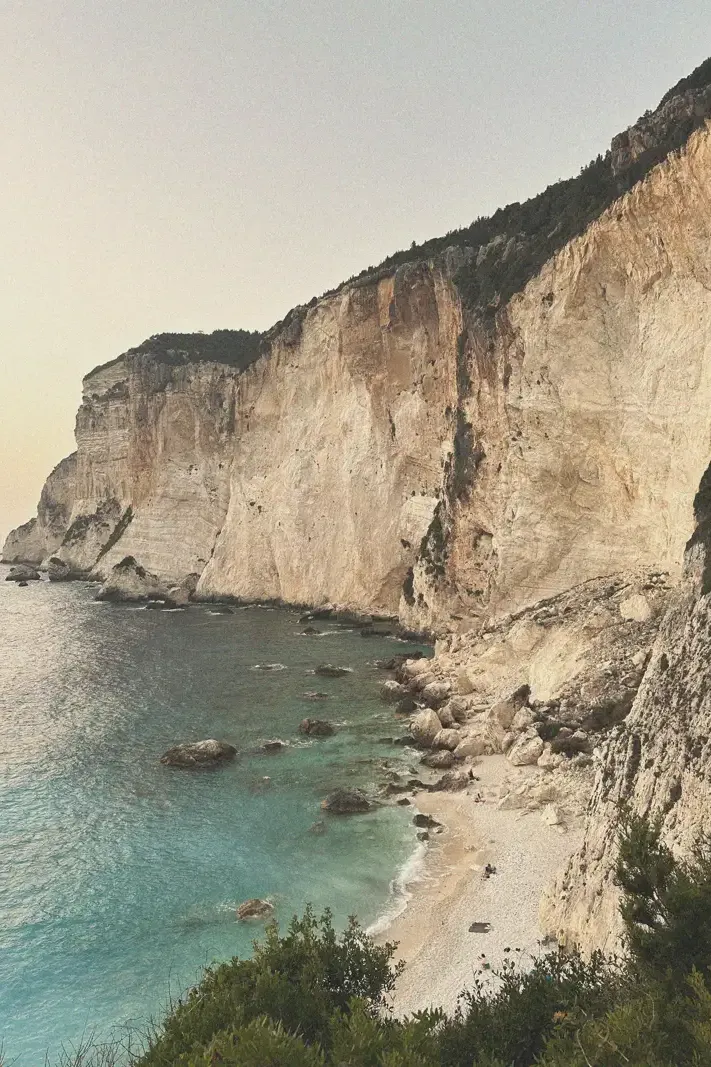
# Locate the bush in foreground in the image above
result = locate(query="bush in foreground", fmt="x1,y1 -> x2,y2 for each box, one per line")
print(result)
11,814 -> 711,1066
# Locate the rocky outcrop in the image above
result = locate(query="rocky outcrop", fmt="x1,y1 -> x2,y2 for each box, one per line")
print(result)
96,556 -> 170,603
236,898 -> 274,920
7,64 -> 711,958
10,111 -> 711,633
2,453 -> 77,564
298,719 -> 335,737
542,462 -> 711,955
321,788 -> 372,814
159,740 -> 237,767
5,565 -> 41,582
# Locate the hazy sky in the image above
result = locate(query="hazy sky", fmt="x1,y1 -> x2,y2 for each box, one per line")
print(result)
2,0 -> 711,540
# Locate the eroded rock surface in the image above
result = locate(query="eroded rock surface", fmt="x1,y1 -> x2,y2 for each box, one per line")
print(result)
542,464 -> 711,954
160,740 -> 237,768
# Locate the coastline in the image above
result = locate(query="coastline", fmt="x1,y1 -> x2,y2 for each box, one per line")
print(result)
375,756 -> 583,1017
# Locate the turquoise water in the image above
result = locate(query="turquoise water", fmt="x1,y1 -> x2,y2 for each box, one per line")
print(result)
0,568 -> 427,1064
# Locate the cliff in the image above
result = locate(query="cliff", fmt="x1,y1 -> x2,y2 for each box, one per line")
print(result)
2,453 -> 77,564
8,64 -> 711,952
541,464 -> 711,954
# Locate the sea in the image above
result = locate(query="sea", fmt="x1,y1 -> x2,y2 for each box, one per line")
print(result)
0,565 -> 429,1064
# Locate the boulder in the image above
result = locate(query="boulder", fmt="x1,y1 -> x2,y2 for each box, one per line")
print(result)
299,608 -> 334,622
420,750 -> 456,769
501,731 -> 517,752
380,680 -> 406,704
167,572 -> 200,606
413,813 -> 441,828
17,580 -> 28,587
299,718 -> 335,737
619,593 -> 653,622
431,769 -> 470,792
96,556 -> 168,603
160,739 -> 237,768
314,664 -> 351,678
302,626 -> 320,634
541,804 -> 564,827
375,652 -> 424,671
420,681 -> 452,708
394,695 -> 419,714
262,740 -> 287,753
409,709 -> 442,746
437,705 -> 456,728
236,898 -> 274,920
208,604 -> 235,614
538,743 -> 564,771
550,729 -> 592,756
46,556 -> 73,582
144,598 -> 181,610
402,657 -> 433,678
454,735 -> 487,759
511,707 -> 536,732
5,564 -> 40,582
432,728 -> 462,751
456,668 -> 477,695
507,731 -> 544,766
488,685 -> 530,731
445,697 -> 470,723
321,788 -> 371,814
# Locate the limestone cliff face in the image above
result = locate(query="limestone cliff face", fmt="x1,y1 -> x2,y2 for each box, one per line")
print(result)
198,262 -> 460,609
411,123 -> 711,630
7,261 -> 461,611
9,123 -> 711,625
56,354 -> 239,580
2,453 -> 77,564
542,466 -> 711,954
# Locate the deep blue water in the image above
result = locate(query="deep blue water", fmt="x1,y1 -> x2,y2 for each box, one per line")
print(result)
0,568 -> 427,1064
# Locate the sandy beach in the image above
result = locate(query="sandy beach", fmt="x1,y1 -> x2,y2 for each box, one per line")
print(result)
377,756 -> 583,1016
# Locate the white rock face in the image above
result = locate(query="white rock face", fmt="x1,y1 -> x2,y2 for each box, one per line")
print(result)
410,124 -> 711,630
542,505 -> 711,954
10,127 -> 711,630
2,454 -> 77,564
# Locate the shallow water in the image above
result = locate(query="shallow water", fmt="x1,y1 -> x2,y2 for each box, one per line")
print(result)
0,569 -> 428,1063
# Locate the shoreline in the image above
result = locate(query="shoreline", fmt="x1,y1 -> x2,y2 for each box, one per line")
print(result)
374,756 -> 583,1017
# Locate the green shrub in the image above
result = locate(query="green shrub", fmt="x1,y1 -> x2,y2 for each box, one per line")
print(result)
137,907 -> 401,1065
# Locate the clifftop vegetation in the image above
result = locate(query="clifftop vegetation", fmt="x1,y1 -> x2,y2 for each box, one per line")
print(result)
88,58 -> 711,368
126,330 -> 264,370
325,55 -> 711,318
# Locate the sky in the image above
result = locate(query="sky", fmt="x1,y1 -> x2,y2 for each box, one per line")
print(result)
2,0 -> 711,541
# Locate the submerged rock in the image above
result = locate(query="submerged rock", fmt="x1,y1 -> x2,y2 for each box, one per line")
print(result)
321,788 -> 372,814
380,680 -> 406,703
314,664 -> 351,677
5,565 -> 40,582
413,813 -> 441,829
236,898 -> 274,920
261,740 -> 287,753
160,739 -> 237,768
299,718 -> 335,737
303,691 -> 330,700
